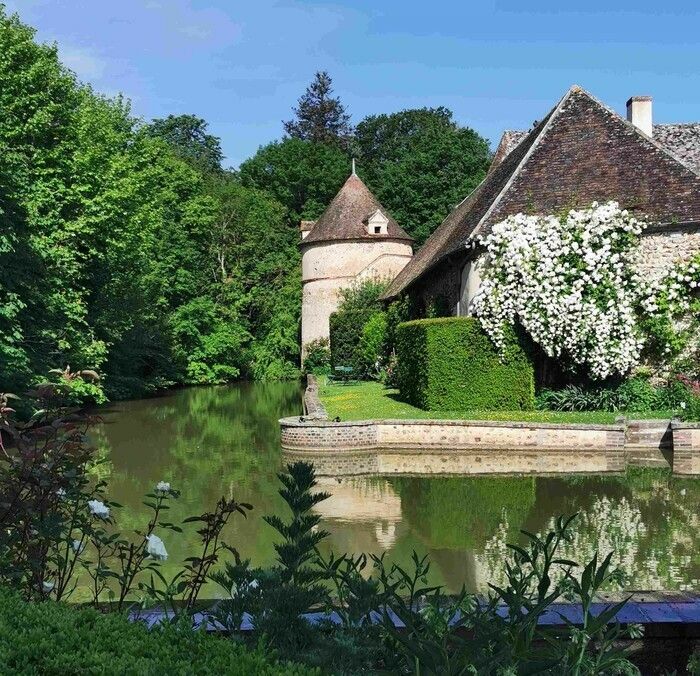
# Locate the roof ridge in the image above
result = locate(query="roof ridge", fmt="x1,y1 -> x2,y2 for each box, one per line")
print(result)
469,85 -> 578,241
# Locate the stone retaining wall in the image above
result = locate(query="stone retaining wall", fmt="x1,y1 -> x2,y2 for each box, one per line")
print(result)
280,416 -> 629,476
288,379 -> 700,476
671,421 -> 700,474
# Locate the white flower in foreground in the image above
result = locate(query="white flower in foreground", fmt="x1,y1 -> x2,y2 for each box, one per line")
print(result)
72,539 -> 85,554
56,488 -> 67,499
42,581 -> 54,593
680,401 -> 687,410
88,499 -> 110,519
155,481 -> 171,493
146,534 -> 168,561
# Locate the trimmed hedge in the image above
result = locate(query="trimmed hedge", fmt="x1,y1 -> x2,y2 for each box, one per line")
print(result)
0,588 -> 315,675
396,317 -> 534,411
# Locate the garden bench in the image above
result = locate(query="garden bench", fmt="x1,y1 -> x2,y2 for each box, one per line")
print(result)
329,365 -> 357,384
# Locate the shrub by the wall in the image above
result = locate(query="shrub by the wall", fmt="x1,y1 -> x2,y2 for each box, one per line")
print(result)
302,337 -> 331,375
0,587 -> 314,675
396,317 -> 534,411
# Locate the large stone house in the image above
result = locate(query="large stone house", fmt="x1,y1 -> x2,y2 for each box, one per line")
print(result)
383,85 -> 700,315
300,167 -> 413,357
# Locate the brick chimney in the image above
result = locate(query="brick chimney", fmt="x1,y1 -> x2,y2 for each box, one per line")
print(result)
626,96 -> 653,137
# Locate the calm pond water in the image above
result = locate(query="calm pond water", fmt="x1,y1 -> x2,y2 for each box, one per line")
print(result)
93,382 -> 700,596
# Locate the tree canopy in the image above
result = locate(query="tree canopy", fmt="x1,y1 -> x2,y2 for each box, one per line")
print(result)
355,107 -> 491,245
239,137 -> 350,226
0,8 -> 299,399
283,71 -> 353,149
146,114 -> 225,173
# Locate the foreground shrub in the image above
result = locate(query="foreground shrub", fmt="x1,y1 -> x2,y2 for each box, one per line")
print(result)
213,463 -> 640,674
396,317 -> 534,411
0,587 -> 313,675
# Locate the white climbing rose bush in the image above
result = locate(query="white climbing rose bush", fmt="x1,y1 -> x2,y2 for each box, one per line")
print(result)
471,202 -> 645,380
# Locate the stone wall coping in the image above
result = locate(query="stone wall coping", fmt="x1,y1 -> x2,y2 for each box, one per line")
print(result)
671,420 -> 700,429
280,415 -> 624,432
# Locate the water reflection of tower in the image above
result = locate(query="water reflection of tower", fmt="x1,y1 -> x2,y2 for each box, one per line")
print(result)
313,477 -> 402,551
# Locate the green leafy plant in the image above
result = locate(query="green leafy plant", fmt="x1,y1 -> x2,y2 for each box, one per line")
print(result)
396,316 -> 535,411
302,338 -> 332,376
213,463 -> 331,656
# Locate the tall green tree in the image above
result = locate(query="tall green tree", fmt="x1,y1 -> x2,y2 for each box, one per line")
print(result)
283,71 -> 353,149
355,107 -> 491,245
146,114 -> 225,173
239,138 -> 349,226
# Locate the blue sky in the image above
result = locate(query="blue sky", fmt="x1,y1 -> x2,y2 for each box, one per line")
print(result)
6,0 -> 700,168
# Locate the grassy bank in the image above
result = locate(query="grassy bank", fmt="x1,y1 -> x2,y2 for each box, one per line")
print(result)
318,380 -> 675,424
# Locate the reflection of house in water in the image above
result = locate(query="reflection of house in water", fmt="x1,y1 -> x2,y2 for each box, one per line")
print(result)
313,477 -> 402,550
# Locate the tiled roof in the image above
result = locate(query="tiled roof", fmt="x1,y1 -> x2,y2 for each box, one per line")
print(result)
491,124 -> 700,174
653,124 -> 700,173
302,173 -> 412,245
384,85 -> 700,299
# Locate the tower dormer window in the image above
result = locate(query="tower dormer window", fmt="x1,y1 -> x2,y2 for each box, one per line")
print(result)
367,209 -> 389,236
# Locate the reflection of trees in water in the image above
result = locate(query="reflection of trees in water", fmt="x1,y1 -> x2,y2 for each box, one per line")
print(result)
474,472 -> 700,593
93,382 -> 303,580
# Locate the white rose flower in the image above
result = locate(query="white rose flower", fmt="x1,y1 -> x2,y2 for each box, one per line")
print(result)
145,534 -> 168,561
88,499 -> 110,519
155,481 -> 171,493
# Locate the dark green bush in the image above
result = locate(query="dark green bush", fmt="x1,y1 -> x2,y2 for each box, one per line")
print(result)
395,317 -> 534,411
536,375 -> 690,413
0,587 -> 313,675
329,279 -> 390,377
302,338 -> 331,375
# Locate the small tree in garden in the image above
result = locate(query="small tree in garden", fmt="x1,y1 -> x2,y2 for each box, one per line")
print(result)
472,202 -> 645,380
329,278 -> 390,377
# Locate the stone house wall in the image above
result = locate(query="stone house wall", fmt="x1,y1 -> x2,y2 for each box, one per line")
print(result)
634,224 -> 700,282
408,226 -> 700,321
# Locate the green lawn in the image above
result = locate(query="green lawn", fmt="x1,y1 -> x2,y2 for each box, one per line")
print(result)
318,379 -> 675,424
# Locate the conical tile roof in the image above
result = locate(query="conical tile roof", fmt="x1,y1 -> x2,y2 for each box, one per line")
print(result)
302,173 -> 412,245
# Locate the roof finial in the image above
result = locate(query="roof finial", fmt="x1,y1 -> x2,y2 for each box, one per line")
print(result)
351,158 -> 356,176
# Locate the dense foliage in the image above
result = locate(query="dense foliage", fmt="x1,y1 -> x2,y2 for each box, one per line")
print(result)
396,317 -> 535,411
354,107 -> 491,245
328,279 -> 390,378
0,588 -> 313,675
0,9 -> 300,398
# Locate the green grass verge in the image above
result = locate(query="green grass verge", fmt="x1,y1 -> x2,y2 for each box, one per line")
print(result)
319,380 -> 675,424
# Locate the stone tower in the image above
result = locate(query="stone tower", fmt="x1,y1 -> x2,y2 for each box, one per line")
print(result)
300,168 -> 413,358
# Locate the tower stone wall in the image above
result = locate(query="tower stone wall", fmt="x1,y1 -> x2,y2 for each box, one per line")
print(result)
301,239 -> 413,356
